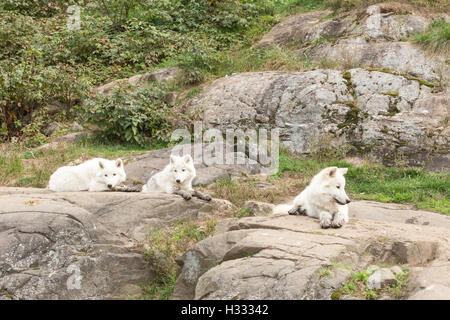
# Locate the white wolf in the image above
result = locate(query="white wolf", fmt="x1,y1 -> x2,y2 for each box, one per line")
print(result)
274,166 -> 351,228
142,154 -> 211,201
48,158 -> 126,192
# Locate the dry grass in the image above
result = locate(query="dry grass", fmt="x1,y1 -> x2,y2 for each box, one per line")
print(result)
203,174 -> 309,208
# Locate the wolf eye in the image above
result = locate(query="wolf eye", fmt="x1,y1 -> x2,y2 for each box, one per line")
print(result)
113,174 -> 116,176
174,170 -> 177,173
336,185 -> 340,189
105,174 -> 108,177
182,169 -> 185,172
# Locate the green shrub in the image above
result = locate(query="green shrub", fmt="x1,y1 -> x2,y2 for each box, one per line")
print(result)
0,0 -> 74,17
0,50 -> 91,139
82,85 -> 173,145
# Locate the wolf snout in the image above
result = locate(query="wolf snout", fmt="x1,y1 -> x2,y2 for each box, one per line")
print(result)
176,179 -> 181,183
346,199 -> 351,204
107,184 -> 113,188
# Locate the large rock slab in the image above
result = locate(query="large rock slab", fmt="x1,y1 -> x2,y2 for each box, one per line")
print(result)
258,2 -> 448,83
173,202 -> 450,300
187,69 -> 449,169
0,187 -> 232,299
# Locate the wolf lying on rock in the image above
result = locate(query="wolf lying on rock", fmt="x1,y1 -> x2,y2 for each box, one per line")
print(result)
142,154 -> 211,201
48,158 -> 126,192
274,167 -> 351,228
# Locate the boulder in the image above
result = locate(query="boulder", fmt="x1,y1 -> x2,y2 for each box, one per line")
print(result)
366,268 -> 397,290
173,201 -> 450,300
243,200 -> 275,216
93,67 -> 180,95
187,69 -> 449,169
41,122 -> 61,137
408,264 -> 450,300
0,187 -> 231,299
258,2 -> 448,83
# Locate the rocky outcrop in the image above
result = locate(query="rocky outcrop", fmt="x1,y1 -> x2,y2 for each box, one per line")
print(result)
173,202 -> 450,300
258,3 -> 449,83
187,69 -> 449,168
93,67 -> 180,95
0,188 -> 232,299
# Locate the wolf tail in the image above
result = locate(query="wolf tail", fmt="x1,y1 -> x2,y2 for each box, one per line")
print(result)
272,203 -> 292,215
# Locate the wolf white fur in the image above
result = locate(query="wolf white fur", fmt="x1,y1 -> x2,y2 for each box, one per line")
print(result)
142,154 -> 195,194
142,154 -> 211,201
274,167 -> 351,228
48,158 -> 126,192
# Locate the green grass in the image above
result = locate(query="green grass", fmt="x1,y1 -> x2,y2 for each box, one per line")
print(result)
275,151 -> 450,214
414,19 -> 450,54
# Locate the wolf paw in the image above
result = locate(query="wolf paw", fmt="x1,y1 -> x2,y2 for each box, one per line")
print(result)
320,219 -> 332,229
182,193 -> 192,200
202,194 -> 212,201
331,221 -> 343,228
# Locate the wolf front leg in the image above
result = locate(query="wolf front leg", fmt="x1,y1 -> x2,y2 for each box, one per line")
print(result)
173,189 -> 192,200
192,190 -> 212,201
331,210 -> 346,228
319,211 -> 333,229
331,205 -> 348,228
88,181 -> 108,192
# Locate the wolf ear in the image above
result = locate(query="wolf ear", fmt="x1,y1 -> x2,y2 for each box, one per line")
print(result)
339,168 -> 348,175
183,155 -> 192,164
328,167 -> 337,177
116,158 -> 123,168
170,155 -> 177,165
98,160 -> 105,169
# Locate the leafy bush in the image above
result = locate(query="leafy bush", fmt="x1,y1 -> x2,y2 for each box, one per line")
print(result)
82,85 -> 173,145
0,0 -> 75,17
0,50 -> 91,139
0,0 -> 314,143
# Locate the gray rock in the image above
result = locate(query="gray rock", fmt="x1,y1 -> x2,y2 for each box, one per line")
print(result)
188,69 -> 449,169
258,3 -> 448,83
164,92 -> 178,106
390,266 -> 404,276
0,188 -> 231,299
41,122 -> 61,137
173,203 -> 450,299
367,268 -> 397,290
408,264 -> 450,300
243,201 -> 275,216
93,67 -> 180,95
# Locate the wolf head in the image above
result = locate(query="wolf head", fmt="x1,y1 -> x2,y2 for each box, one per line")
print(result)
96,158 -> 126,189
168,154 -> 195,185
318,167 -> 351,205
